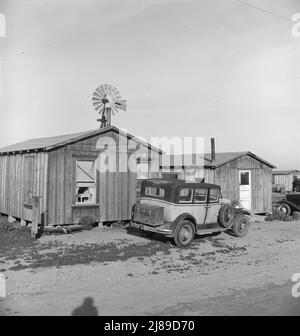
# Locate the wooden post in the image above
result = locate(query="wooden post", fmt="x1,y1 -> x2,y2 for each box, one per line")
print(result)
31,196 -> 41,239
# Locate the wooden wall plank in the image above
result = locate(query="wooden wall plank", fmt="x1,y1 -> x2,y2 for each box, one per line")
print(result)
47,151 -> 57,225
64,151 -> 73,224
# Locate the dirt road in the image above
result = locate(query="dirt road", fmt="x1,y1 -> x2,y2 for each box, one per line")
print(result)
1,220 -> 300,316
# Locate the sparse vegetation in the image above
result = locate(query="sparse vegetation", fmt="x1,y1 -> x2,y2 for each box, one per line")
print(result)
0,216 -> 34,250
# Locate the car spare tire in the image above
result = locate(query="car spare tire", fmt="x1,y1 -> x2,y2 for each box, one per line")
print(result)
218,204 -> 235,228
277,203 -> 291,218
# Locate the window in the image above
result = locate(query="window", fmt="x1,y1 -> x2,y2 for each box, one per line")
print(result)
145,186 -> 165,198
209,188 -> 219,203
194,188 -> 207,203
179,188 -> 193,203
75,160 -> 96,204
162,172 -> 179,181
240,172 -> 250,185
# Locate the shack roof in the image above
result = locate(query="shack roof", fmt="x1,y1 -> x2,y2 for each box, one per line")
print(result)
161,151 -> 276,169
272,170 -> 300,175
0,126 -> 162,154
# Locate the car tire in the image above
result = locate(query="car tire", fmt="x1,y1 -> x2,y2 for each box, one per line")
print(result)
232,214 -> 250,237
173,220 -> 195,248
219,204 -> 235,228
277,203 -> 291,218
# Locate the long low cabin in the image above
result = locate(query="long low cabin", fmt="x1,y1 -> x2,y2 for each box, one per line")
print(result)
272,170 -> 300,192
160,151 -> 276,214
0,126 -> 161,226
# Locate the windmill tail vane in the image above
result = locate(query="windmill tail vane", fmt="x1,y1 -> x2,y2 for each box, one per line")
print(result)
92,84 -> 127,128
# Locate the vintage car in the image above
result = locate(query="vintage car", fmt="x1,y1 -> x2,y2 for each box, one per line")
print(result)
277,193 -> 300,217
130,179 -> 251,248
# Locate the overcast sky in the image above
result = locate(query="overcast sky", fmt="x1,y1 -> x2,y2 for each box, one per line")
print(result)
0,0 -> 299,169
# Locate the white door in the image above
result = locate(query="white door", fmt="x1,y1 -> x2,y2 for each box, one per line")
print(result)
239,170 -> 251,211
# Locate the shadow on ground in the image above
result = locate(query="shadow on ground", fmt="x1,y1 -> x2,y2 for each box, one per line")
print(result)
72,297 -> 99,316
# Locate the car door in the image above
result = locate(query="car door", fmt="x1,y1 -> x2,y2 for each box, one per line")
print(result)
193,188 -> 208,225
205,188 -> 222,224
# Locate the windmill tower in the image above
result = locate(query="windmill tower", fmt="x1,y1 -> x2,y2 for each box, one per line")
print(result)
92,84 -> 127,128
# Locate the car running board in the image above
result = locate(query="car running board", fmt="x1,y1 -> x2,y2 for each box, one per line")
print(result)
196,227 -> 228,236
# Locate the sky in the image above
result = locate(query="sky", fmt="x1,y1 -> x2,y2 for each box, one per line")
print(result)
0,0 -> 299,169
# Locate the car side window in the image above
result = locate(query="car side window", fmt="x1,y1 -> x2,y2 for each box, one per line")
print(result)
145,186 -> 165,198
194,188 -> 207,203
209,188 -> 219,203
179,188 -> 193,203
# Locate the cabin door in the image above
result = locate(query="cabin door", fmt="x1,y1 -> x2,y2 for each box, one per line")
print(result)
239,170 -> 251,211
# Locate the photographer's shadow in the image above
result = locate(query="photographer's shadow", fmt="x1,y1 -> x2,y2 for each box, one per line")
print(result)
71,297 -> 98,316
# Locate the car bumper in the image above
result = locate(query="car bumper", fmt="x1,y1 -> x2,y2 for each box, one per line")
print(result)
129,221 -> 173,237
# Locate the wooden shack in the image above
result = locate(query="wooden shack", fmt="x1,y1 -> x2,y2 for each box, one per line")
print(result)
161,150 -> 276,214
0,126 -> 161,226
272,170 -> 300,192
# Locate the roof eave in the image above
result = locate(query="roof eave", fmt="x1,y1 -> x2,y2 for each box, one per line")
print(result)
45,126 -> 163,154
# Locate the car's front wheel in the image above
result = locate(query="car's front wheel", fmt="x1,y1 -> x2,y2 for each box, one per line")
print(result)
232,213 -> 250,237
173,220 -> 195,248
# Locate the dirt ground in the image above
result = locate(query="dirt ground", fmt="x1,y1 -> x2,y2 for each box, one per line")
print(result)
1,219 -> 300,316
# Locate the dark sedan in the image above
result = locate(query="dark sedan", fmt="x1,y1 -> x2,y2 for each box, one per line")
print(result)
277,193 -> 300,217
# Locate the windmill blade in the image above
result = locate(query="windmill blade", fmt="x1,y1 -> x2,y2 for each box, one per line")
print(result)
95,88 -> 103,97
107,85 -> 114,97
111,87 -> 121,98
93,91 -> 103,99
93,102 -> 104,110
103,84 -> 109,93
111,105 -> 118,116
95,104 -> 104,112
92,100 -> 102,106
93,102 -> 103,109
98,85 -> 106,97
113,94 -> 122,102
92,96 -> 102,103
114,99 -> 127,111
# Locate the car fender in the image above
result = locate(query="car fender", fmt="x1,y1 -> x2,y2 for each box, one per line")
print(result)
278,200 -> 299,212
235,208 -> 251,216
169,213 -> 197,234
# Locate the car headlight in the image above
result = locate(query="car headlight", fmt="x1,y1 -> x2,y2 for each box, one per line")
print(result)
231,200 -> 244,209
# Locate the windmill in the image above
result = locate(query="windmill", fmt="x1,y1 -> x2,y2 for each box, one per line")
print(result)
92,84 -> 127,128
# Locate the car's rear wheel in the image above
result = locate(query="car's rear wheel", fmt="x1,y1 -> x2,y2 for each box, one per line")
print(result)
219,204 -> 235,228
173,220 -> 195,248
277,203 -> 291,218
232,214 -> 250,237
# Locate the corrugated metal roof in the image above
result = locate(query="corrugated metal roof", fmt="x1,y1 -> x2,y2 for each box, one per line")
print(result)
272,170 -> 300,175
0,130 -> 92,153
161,151 -> 276,168
0,126 -> 162,154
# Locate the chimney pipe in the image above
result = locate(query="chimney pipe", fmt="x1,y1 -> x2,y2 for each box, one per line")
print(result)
211,138 -> 216,162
